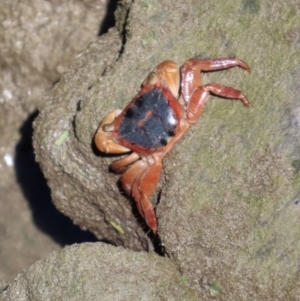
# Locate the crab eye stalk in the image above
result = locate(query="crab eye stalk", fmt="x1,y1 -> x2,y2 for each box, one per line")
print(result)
103,122 -> 115,132
143,72 -> 158,86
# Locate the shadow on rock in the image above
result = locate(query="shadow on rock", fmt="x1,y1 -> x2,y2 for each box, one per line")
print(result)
15,111 -> 98,246
98,0 -> 118,35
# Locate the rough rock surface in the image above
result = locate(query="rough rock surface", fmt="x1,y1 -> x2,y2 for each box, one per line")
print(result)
3,0 -> 300,300
0,0 -> 106,155
1,243 -> 198,301
0,0 -> 108,281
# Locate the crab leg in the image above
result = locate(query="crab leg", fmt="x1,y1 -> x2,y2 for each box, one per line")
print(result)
183,57 -> 250,72
120,160 -> 146,195
186,83 -> 249,125
181,57 -> 250,104
120,159 -> 162,233
204,83 -> 250,106
120,161 -> 147,230
110,152 -> 140,174
134,161 -> 162,233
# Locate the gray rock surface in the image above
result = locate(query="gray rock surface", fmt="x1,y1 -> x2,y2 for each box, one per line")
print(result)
0,0 -> 109,283
0,0 -> 105,156
1,243 -> 198,301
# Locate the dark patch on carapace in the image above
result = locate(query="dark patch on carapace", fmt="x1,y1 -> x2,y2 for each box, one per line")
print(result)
167,129 -> 176,137
118,89 -> 178,149
135,96 -> 144,107
160,138 -> 168,146
124,107 -> 134,119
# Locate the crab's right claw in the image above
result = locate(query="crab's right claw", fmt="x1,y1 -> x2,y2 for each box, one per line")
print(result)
95,109 -> 130,154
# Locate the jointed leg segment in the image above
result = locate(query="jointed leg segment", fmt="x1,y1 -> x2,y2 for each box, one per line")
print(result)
181,57 -> 250,125
183,57 -> 250,73
120,159 -> 162,233
110,152 -> 140,173
181,57 -> 250,105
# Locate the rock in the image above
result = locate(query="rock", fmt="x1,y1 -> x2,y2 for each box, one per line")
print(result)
0,0 -> 110,282
0,243 -> 198,301
32,0 -> 300,299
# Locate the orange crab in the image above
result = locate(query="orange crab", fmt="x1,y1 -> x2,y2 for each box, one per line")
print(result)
95,57 -> 250,234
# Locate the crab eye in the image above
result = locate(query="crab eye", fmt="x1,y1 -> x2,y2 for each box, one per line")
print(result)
103,122 -> 115,132
147,72 -> 158,85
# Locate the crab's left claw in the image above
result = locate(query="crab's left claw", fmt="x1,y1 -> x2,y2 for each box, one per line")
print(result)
143,60 -> 180,99
95,109 -> 130,154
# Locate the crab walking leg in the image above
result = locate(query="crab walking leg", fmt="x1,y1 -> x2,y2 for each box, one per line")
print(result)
120,160 -> 146,195
110,152 -> 140,174
120,159 -> 162,233
120,161 -> 146,223
183,57 -> 250,72
134,161 -> 162,233
181,58 -> 250,104
204,83 -> 250,106
186,84 -> 250,125
120,160 -> 154,230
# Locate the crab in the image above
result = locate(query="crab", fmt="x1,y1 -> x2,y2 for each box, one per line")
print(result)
95,57 -> 250,234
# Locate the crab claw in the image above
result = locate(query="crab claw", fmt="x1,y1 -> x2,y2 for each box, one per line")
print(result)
143,60 -> 180,99
95,109 -> 130,154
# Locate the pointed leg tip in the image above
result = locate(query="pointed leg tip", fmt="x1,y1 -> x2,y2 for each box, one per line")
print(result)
245,65 -> 251,73
241,95 -> 250,107
147,221 -> 157,234
150,224 -> 157,234
237,59 -> 251,73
